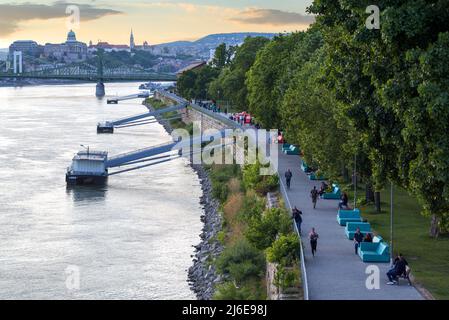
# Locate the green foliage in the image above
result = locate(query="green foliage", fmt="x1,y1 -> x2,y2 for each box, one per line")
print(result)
273,265 -> 300,290
308,0 -> 449,236
238,192 -> 266,221
213,281 -> 264,300
266,233 -> 300,266
208,37 -> 270,110
177,65 -> 220,100
216,239 -> 266,284
245,208 -> 292,250
246,30 -> 323,129
242,161 -> 279,195
208,164 -> 241,203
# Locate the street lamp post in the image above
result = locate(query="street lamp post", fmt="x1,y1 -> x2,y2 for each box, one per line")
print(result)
80,144 -> 90,157
390,181 -> 394,265
354,154 -> 357,208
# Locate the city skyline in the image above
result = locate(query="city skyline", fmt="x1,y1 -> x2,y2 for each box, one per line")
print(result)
0,0 -> 315,48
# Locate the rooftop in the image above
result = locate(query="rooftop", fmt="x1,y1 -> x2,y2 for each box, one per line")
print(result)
73,150 -> 108,162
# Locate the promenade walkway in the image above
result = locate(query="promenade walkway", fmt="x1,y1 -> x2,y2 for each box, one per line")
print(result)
277,149 -> 423,300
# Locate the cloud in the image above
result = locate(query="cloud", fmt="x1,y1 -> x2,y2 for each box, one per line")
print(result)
0,1 -> 122,36
230,8 -> 315,26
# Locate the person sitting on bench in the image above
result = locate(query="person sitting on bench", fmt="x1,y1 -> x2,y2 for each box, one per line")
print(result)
363,233 -> 373,243
339,192 -> 349,209
387,254 -> 408,285
318,181 -> 328,196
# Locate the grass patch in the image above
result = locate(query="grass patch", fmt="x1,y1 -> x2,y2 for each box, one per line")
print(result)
352,186 -> 449,300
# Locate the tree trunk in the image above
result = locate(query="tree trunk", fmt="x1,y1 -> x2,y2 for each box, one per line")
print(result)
342,167 -> 350,183
430,214 -> 440,238
374,192 -> 381,213
365,182 -> 374,203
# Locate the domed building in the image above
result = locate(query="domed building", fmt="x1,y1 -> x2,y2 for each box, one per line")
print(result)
43,30 -> 88,63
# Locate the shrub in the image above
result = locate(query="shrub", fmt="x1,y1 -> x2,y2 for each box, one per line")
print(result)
266,233 -> 300,266
238,192 -> 266,221
245,208 -> 292,250
212,181 -> 229,203
273,265 -> 301,290
216,239 -> 265,284
213,282 -> 258,300
243,161 -> 279,195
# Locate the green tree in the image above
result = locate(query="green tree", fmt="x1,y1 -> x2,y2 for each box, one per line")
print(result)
212,43 -> 227,69
216,239 -> 265,284
309,0 -> 449,236
245,208 -> 292,250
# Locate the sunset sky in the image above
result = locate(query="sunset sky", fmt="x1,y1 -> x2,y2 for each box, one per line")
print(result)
0,0 -> 315,48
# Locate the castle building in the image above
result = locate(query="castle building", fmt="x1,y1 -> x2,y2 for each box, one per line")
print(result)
43,30 -> 87,63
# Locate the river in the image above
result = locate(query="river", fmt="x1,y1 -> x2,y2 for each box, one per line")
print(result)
0,82 -> 202,299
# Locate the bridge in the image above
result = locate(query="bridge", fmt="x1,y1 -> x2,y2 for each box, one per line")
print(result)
0,51 -> 177,96
97,102 -> 187,133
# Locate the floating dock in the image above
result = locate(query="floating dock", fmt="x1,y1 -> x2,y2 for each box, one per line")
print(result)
107,92 -> 151,104
97,102 -> 187,133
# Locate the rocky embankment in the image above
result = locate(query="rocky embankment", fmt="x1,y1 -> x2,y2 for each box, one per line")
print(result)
146,101 -> 223,300
187,164 -> 223,300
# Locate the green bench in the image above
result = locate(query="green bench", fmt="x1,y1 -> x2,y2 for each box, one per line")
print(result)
358,236 -> 390,263
345,222 -> 371,240
321,184 -> 341,199
337,209 -> 363,226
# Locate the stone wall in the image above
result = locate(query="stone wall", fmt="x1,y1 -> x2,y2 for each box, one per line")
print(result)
265,192 -> 302,300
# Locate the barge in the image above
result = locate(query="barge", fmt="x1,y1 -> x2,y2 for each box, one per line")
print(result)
66,150 -> 108,185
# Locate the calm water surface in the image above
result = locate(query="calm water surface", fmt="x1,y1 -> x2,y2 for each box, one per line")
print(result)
0,82 -> 202,299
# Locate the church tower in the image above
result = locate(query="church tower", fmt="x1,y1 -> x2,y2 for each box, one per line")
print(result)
130,29 -> 135,50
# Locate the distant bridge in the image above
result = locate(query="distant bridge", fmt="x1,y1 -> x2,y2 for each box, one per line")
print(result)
0,53 -> 177,95
0,63 -> 177,82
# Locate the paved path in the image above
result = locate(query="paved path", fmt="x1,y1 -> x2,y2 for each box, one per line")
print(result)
277,150 -> 423,300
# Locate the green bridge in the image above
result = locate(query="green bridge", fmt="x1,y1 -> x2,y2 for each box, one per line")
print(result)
0,52 -> 177,96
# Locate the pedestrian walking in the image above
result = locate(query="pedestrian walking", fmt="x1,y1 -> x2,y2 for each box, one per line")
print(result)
292,207 -> 303,234
310,186 -> 319,209
285,169 -> 293,189
309,228 -> 319,257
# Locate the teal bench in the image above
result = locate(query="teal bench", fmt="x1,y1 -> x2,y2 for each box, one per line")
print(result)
358,236 -> 390,263
337,209 -> 363,226
284,145 -> 300,155
300,160 -> 309,173
345,222 -> 371,240
321,184 -> 341,199
282,143 -> 292,152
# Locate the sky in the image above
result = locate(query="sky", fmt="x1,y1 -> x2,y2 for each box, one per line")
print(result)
0,0 -> 315,48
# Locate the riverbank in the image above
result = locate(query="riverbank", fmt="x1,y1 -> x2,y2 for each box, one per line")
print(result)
145,98 -> 223,300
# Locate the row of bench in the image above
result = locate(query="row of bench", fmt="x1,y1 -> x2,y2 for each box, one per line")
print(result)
299,160 -> 328,182
337,209 -> 390,263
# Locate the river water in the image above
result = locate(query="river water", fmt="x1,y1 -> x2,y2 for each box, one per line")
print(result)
0,82 -> 202,299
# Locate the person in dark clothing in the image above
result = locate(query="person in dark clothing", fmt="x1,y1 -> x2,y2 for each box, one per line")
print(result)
364,233 -> 373,243
285,169 -> 293,189
339,192 -> 349,210
309,228 -> 319,257
387,254 -> 409,285
318,181 -> 328,196
353,228 -> 364,255
310,186 -> 319,209
292,207 -> 303,234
